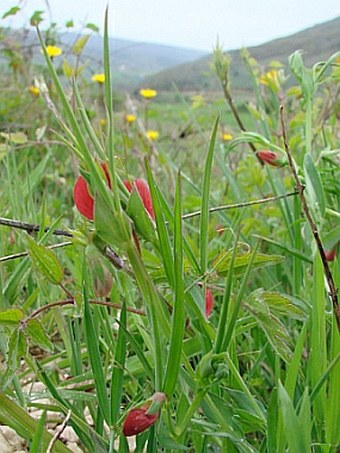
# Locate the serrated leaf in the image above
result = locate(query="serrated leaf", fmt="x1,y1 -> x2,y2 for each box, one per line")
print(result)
245,291 -> 292,362
27,236 -> 64,285
126,189 -> 157,243
250,289 -> 306,320
213,246 -> 284,277
26,319 -> 53,352
2,330 -> 26,390
2,6 -> 20,19
72,35 -> 90,55
0,131 -> 28,145
0,308 -> 24,326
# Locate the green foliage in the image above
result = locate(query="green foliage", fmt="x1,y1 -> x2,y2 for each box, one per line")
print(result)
0,6 -> 339,453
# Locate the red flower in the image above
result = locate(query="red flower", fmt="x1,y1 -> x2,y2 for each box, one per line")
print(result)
124,179 -> 155,220
205,288 -> 214,317
257,150 -> 285,167
122,392 -> 166,437
122,404 -> 159,437
324,249 -> 336,262
73,163 -> 110,220
197,283 -> 214,317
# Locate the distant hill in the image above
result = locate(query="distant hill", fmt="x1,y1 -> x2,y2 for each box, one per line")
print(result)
0,28 -> 207,89
141,16 -> 340,92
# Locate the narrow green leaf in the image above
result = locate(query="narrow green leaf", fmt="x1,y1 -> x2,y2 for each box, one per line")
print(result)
27,235 -> 64,285
298,388 -> 311,451
26,319 -> 53,353
83,286 -> 110,424
163,172 -> 185,397
267,389 -> 278,453
145,159 -> 175,288
30,410 -> 47,453
86,22 -> 99,32
304,153 -> 326,217
200,115 -> 219,274
110,303 -> 127,425
0,394 -> 71,453
214,230 -> 240,353
278,381 -> 308,453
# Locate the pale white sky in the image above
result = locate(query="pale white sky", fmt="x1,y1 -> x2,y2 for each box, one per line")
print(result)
1,0 -> 340,51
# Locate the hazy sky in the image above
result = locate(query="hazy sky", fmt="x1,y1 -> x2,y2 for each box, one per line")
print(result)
2,0 -> 340,51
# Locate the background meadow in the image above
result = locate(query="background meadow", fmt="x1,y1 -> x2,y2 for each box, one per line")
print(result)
0,4 -> 339,453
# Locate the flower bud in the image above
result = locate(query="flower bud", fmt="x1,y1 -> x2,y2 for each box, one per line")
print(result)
257,150 -> 286,167
124,179 -> 155,220
324,249 -> 336,262
122,392 -> 166,437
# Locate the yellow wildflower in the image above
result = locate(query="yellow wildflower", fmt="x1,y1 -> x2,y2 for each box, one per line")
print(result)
100,118 -> 106,127
146,130 -> 159,141
140,88 -> 157,99
222,133 -> 233,141
28,86 -> 40,96
92,73 -> 105,84
125,114 -> 136,123
45,45 -> 62,58
259,69 -> 280,91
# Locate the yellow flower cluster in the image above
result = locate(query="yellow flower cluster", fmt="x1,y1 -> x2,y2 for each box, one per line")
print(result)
92,73 -> 105,84
125,114 -> 136,123
259,69 -> 280,91
222,133 -> 233,141
45,45 -> 62,58
28,86 -> 40,96
140,88 -> 157,99
146,130 -> 159,140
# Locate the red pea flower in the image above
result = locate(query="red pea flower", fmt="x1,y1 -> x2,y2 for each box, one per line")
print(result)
205,288 -> 214,317
73,163 -> 111,220
124,178 -> 155,220
257,150 -> 286,167
122,392 -> 166,437
197,282 -> 214,317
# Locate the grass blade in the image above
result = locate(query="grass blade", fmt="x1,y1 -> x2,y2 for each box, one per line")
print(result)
199,115 -> 219,275
163,172 -> 185,396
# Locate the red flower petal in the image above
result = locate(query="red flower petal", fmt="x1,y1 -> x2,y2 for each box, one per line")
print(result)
122,404 -> 159,437
197,283 -> 214,318
124,178 -> 155,220
73,163 -> 111,220
205,288 -> 214,317
73,175 -> 94,220
257,150 -> 282,167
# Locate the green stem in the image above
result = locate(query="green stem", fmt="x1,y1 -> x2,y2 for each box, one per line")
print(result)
176,388 -> 207,438
126,244 -> 170,390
